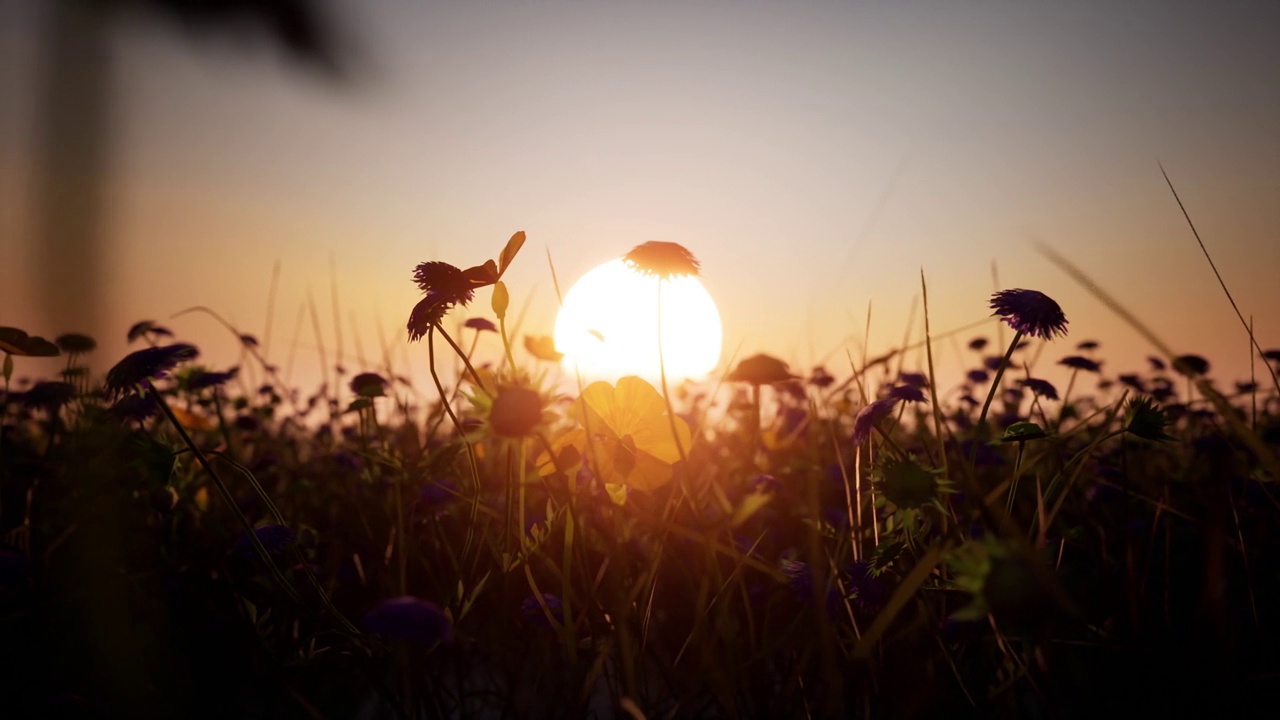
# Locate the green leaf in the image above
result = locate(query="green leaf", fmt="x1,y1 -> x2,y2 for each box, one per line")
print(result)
492,281 -> 510,320
498,231 -> 526,277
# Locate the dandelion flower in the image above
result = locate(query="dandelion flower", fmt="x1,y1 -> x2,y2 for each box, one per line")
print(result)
989,289 -> 1068,341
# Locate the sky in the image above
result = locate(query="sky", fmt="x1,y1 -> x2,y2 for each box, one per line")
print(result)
2,0 -> 1278,397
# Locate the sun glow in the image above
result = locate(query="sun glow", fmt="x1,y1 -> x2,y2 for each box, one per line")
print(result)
554,259 -> 722,382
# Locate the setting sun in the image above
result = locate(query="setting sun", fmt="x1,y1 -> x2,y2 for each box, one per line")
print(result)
554,259 -> 722,382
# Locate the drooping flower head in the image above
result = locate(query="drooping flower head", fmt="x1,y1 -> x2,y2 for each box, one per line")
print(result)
989,289 -> 1068,341
623,241 -> 700,280
105,343 -> 199,398
851,398 -> 899,446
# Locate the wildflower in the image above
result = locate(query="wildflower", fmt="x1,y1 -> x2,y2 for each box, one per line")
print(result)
126,321 -> 173,343
966,369 -> 990,385
844,561 -> 888,614
1124,396 -> 1175,442
186,367 -> 239,392
407,292 -> 452,342
989,289 -> 1068,341
109,394 -> 159,423
1058,355 -> 1101,372
520,593 -> 564,628
364,596 -> 454,647
982,355 -> 1005,372
968,337 -> 989,352
851,398 -> 899,445
536,376 -> 691,492
1263,349 -> 1280,364
0,327 -> 59,357
412,261 -> 476,305
809,366 -> 835,388
1076,340 -> 1099,351
488,385 -> 544,438
231,524 -> 296,559
726,353 -> 797,385
1148,356 -> 1166,372
1172,354 -> 1210,377
897,372 -> 928,388
1117,374 -> 1146,392
524,335 -> 563,362
999,421 -> 1047,443
349,372 -> 388,398
55,333 -> 96,355
1019,378 -> 1059,401
875,457 -> 941,509
464,317 -> 498,333
887,384 -> 926,404
1236,381 -> 1258,394
623,241 -> 700,280
105,343 -> 199,398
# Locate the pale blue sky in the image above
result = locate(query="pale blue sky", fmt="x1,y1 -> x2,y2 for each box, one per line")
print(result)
3,0 -> 1278,391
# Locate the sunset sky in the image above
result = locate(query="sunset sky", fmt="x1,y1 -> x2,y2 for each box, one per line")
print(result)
3,1 -> 1278,393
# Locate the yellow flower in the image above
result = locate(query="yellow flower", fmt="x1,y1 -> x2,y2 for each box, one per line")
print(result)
538,376 -> 690,492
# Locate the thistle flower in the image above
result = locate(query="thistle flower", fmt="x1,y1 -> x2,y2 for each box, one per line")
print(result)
875,457 -> 941,509
851,398 -> 899,445
412,261 -> 476,305
1058,355 -> 1101,372
105,343 -> 199,398
364,596 -> 454,647
897,372 -> 928,388
407,292 -> 452,342
623,241 -> 700,280
989,289 -> 1068,341
1124,396 -> 1175,442
1019,378 -> 1059,401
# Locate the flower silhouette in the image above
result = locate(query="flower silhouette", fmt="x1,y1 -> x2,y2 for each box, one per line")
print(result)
989,289 -> 1068,341
623,241 -> 700,280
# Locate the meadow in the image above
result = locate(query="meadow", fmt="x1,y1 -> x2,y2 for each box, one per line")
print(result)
2,232 -> 1279,719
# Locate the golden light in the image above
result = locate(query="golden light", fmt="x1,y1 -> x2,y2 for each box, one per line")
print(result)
554,259 -> 722,382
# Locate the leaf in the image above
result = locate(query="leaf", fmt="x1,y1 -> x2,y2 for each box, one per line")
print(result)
492,281 -> 510,320
498,231 -> 526,277
730,490 -> 773,528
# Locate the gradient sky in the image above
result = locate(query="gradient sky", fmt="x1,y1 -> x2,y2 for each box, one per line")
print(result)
3,0 -> 1278,394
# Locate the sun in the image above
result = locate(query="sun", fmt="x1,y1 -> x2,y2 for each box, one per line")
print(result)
554,259 -> 722,382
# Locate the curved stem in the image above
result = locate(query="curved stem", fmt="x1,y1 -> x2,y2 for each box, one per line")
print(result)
657,280 -> 688,466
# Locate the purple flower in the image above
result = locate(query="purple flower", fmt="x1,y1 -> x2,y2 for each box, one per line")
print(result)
187,367 -> 239,392
887,384 -> 926,404
105,343 -> 199,398
364,596 -> 454,647
1019,378 -> 1059,401
897,372 -> 928,388
1117,374 -> 1146,392
982,355 -> 1006,372
349,372 -> 388,398
464,317 -> 498,333
1076,340 -> 1099,351
520,593 -> 564,628
989,289 -> 1068,341
1148,356 -> 1166,372
1058,355 -> 1101,372
232,524 -> 296,558
1172,354 -> 1210,377
966,369 -> 990,385
968,337 -> 989,352
412,261 -> 476,304
109,394 -> 159,422
851,398 -> 899,445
